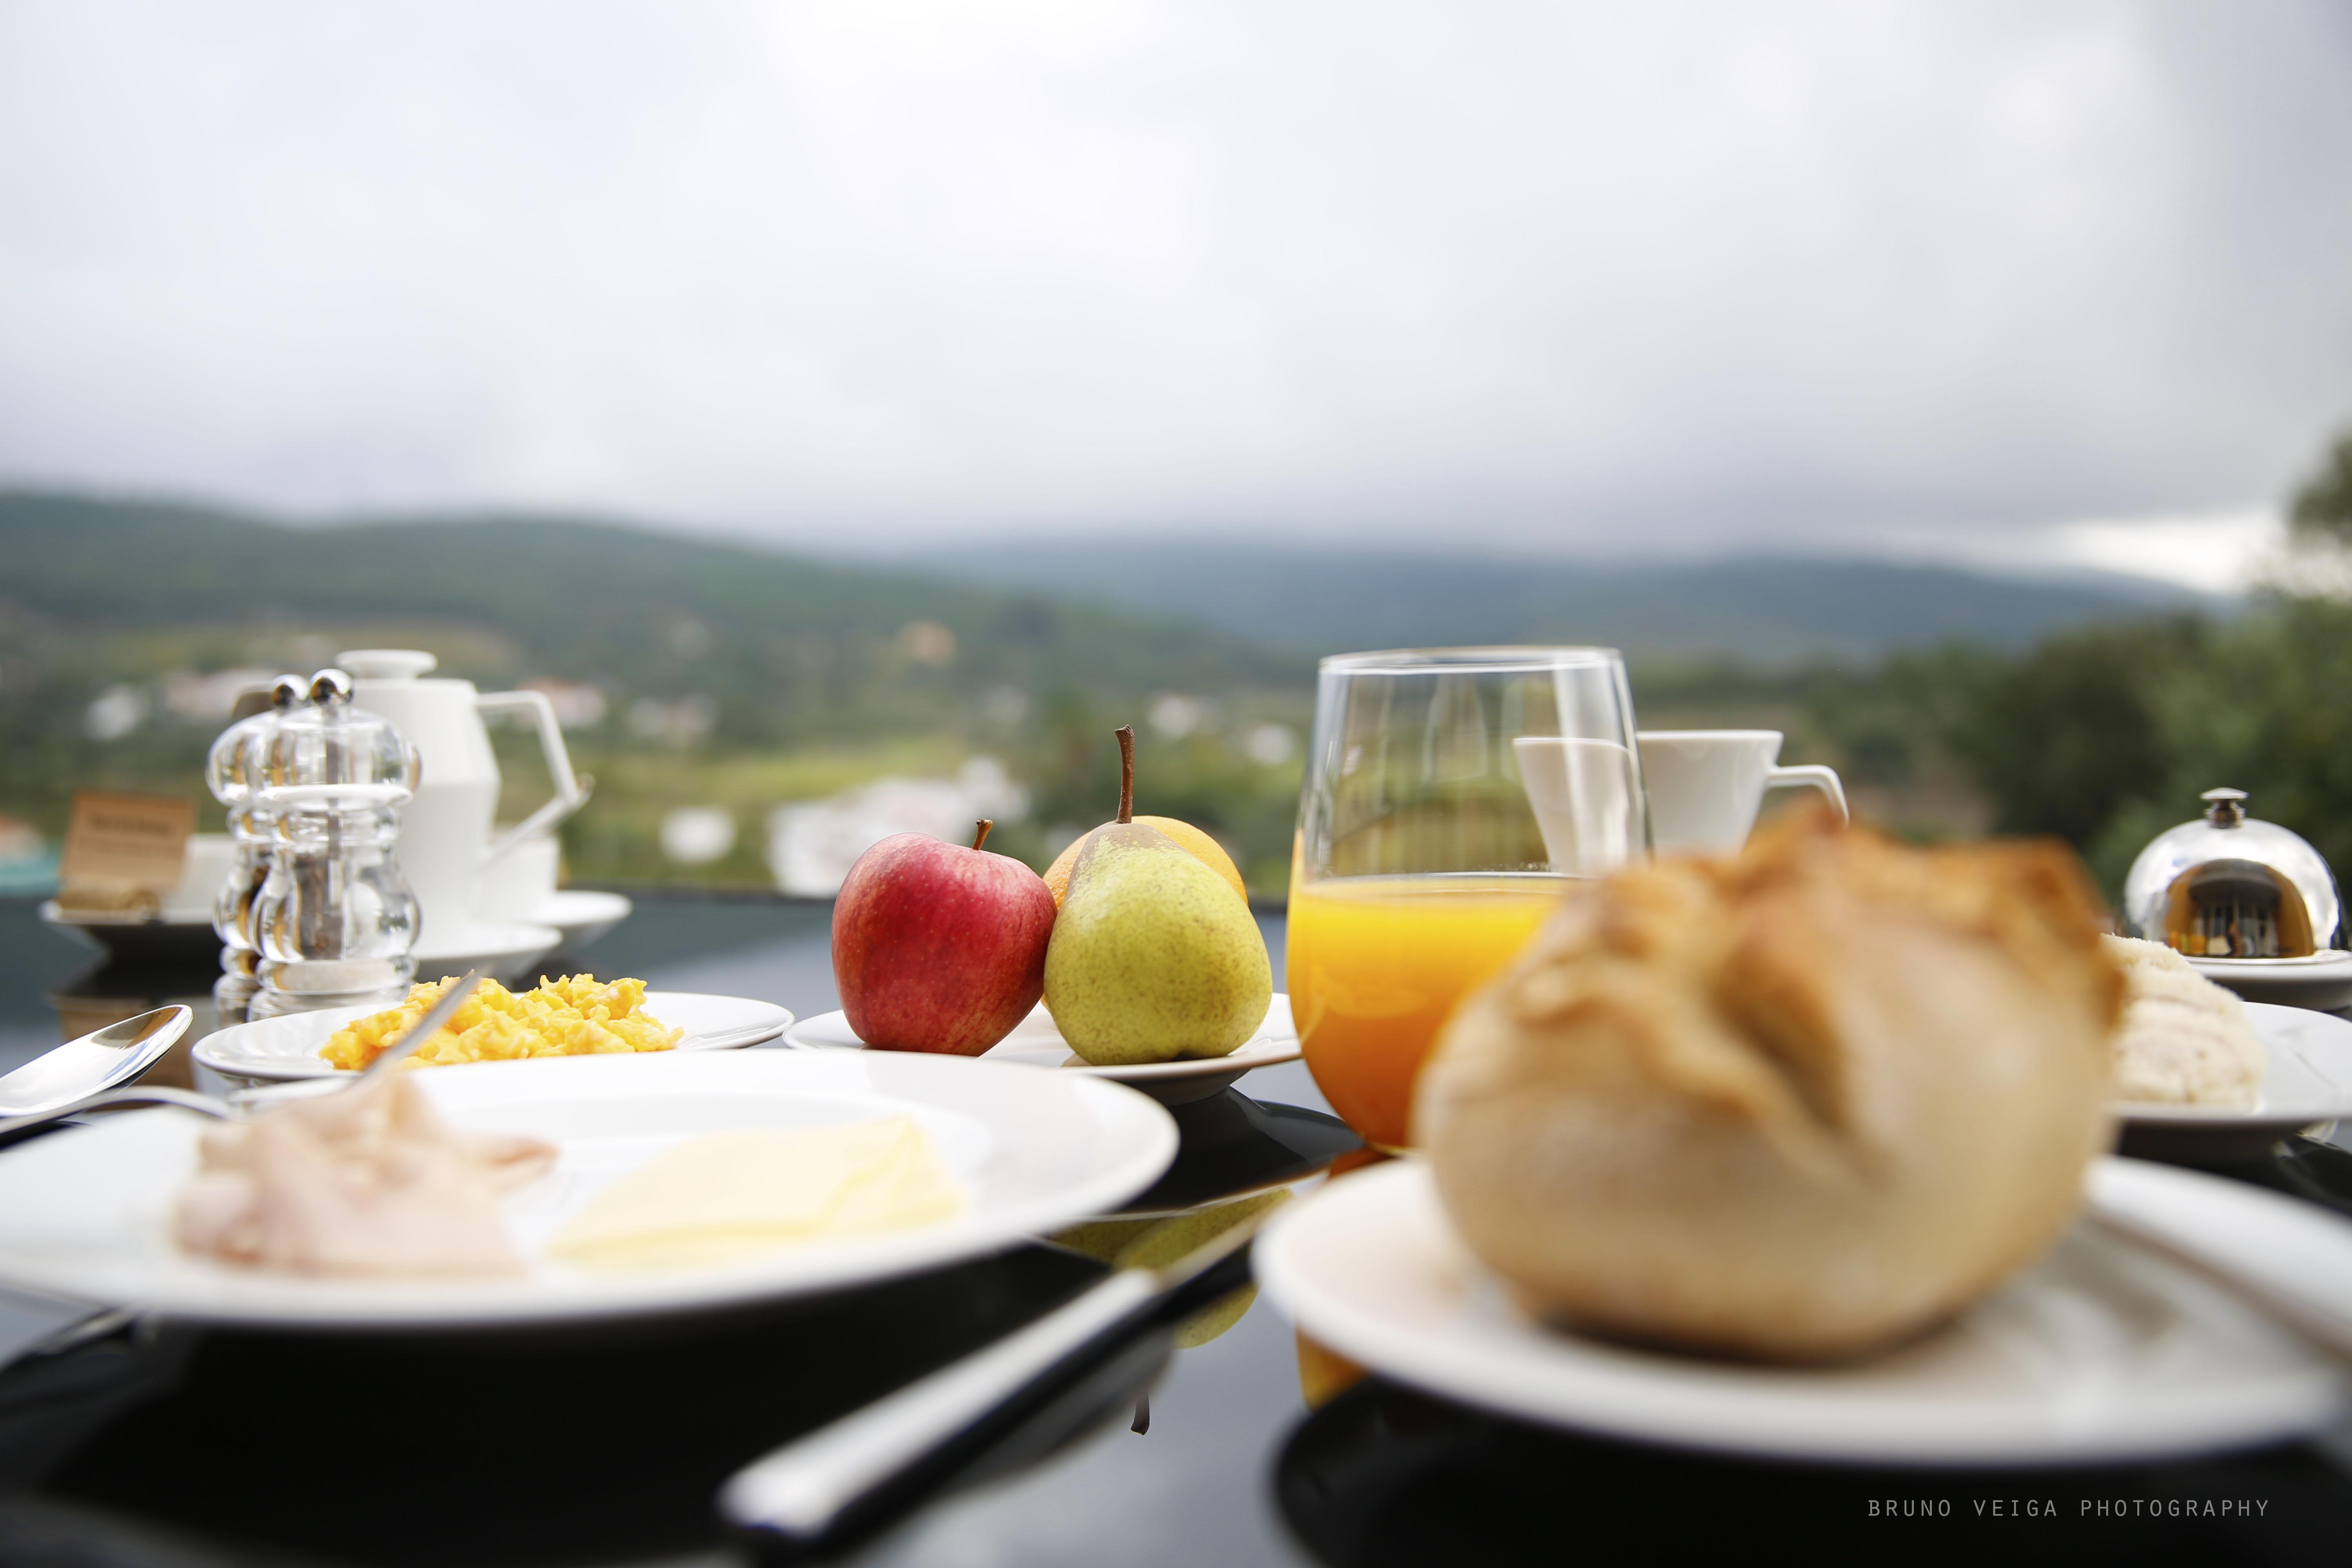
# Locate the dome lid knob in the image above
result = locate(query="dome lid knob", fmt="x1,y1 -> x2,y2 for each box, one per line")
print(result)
2201,787 -> 2249,827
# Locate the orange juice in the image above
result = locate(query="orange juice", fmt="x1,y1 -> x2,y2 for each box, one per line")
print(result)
1286,874 -> 1566,1150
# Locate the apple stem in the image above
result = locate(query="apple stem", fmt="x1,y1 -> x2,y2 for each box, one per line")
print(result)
1115,726 -> 1134,824
970,819 -> 993,852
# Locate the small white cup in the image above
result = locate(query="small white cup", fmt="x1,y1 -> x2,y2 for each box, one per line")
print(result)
474,835 -> 561,923
1637,730 -> 1846,856
164,833 -> 236,922
1511,737 -> 1646,877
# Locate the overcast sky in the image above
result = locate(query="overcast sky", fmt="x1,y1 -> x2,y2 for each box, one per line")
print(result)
2,2 -> 2348,587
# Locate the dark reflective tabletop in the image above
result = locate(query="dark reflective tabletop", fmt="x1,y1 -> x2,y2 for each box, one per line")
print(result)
1,897 -> 2349,1566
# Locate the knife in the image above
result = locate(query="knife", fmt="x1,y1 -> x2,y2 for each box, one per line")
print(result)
719,1203 -> 1273,1562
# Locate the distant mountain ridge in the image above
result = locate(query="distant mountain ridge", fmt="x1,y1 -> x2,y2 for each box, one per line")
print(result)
914,539 -> 2221,663
0,489 -> 2220,674
0,490 -> 1303,748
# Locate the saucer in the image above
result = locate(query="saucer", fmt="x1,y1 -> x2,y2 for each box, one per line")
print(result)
412,921 -> 563,986
534,889 -> 633,950
784,996 -> 1303,1105
39,902 -> 221,967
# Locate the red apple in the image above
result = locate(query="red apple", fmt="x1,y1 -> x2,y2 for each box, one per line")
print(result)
832,821 -> 1058,1054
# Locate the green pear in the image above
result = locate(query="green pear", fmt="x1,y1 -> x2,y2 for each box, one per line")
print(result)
1044,820 -> 1272,1065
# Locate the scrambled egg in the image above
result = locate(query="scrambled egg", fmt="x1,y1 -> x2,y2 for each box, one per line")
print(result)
321,975 -> 683,1070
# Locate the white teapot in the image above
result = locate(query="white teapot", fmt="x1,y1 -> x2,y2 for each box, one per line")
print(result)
334,650 -> 588,944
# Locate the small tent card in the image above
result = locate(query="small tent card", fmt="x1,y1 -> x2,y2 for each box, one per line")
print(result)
56,791 -> 195,916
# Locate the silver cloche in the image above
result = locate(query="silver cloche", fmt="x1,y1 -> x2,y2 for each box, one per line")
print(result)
2122,788 -> 2341,958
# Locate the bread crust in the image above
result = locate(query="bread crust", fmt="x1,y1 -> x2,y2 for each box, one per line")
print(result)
1415,809 -> 2121,1363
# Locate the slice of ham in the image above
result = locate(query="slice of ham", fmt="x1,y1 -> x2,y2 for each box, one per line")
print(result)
173,1075 -> 556,1278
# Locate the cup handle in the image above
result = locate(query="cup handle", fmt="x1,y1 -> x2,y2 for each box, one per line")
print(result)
1765,764 -> 1847,824
476,690 -> 590,862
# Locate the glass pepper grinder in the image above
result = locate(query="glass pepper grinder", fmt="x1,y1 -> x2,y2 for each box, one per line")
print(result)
249,669 -> 423,1015
205,673 -> 307,1016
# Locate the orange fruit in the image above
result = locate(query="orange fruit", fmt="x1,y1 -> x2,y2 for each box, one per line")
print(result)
1044,815 -> 1247,907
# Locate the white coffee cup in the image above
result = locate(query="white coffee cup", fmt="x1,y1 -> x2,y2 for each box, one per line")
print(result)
475,835 -> 561,923
1510,737 -> 1646,877
1638,730 -> 1846,855
163,833 -> 236,922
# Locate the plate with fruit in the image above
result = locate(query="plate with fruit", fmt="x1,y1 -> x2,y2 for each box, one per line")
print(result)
817,727 -> 1296,1104
785,996 -> 1301,1105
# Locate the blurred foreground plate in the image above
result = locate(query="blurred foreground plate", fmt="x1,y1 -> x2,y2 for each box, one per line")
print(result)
193,989 -> 795,1081
2116,1002 -> 2352,1160
783,995 -> 1301,1105
0,1049 -> 1175,1329
1258,1159 -> 2348,1466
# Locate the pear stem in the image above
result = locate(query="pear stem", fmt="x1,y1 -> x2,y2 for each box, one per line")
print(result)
1114,726 -> 1134,824
970,819 -> 993,852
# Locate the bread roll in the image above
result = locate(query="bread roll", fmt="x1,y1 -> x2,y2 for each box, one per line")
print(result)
1415,811 -> 2121,1363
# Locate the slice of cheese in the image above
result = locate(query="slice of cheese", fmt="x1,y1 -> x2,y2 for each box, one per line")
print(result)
546,1116 -> 965,1272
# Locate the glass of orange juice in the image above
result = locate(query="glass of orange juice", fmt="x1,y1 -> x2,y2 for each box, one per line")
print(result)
1287,648 -> 1646,1151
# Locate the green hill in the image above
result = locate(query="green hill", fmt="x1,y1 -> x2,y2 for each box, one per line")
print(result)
920,538 -> 2221,662
0,491 -> 1301,746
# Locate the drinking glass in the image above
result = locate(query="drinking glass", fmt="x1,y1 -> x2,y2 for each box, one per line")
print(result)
1287,648 -> 1646,1151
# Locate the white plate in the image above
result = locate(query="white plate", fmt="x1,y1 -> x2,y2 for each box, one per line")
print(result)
2189,950 -> 2352,1010
0,1049 -> 1176,1329
1258,1159 -> 2349,1466
39,899 -> 215,928
2191,949 -> 2352,970
192,990 -> 796,1081
2116,1002 -> 2352,1146
412,920 -> 564,986
783,996 -> 1302,1105
39,902 -> 220,964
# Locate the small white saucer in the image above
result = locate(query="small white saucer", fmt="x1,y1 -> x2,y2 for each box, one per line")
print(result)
535,889 -> 633,949
38,902 -> 220,966
784,995 -> 1302,1105
412,921 -> 563,987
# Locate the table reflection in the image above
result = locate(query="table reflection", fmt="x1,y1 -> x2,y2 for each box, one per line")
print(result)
2,1247 -> 1110,1567
1278,1378 -> 2352,1568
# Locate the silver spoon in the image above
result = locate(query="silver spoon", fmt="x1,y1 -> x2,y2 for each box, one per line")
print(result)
0,1006 -> 191,1119
0,971 -> 482,1142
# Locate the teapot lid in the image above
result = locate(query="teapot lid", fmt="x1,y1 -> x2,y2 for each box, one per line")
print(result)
2122,786 -> 2341,956
336,649 -> 437,681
